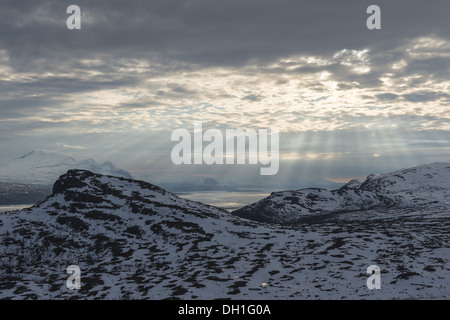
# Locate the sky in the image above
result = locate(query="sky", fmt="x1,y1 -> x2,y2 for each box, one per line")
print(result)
1,0 -> 450,190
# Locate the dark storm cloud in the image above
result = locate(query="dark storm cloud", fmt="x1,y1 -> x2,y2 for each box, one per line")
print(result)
403,91 -> 449,103
242,94 -> 263,102
1,0 -> 450,70
403,57 -> 450,81
0,77 -> 138,96
375,92 -> 449,103
0,97 -> 66,119
375,93 -> 400,101
1,0 -> 449,107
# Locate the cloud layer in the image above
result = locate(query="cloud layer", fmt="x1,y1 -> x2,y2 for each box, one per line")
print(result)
1,0 -> 449,184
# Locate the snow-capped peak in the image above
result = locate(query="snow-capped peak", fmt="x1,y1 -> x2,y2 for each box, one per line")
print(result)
233,162 -> 450,223
0,150 -> 133,185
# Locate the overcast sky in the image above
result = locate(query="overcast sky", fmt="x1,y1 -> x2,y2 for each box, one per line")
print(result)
1,0 -> 450,188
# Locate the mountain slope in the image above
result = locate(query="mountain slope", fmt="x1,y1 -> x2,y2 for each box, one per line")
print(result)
0,150 -> 133,185
0,168 -> 449,299
232,163 -> 450,223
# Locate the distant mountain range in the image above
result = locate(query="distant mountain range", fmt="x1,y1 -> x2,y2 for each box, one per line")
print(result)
0,149 -> 133,185
0,163 -> 449,299
0,150 -> 133,204
0,149 -> 343,207
139,172 -> 343,194
233,163 -> 450,223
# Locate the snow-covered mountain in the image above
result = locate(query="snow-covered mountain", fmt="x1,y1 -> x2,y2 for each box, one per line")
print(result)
0,150 -> 133,185
232,163 -> 450,223
0,166 -> 449,299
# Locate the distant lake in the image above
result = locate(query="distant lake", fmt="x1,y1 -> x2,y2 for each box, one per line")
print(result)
0,191 -> 270,213
0,204 -> 33,213
176,190 -> 270,211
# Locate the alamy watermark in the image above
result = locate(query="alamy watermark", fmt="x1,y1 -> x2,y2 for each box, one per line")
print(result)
66,5 -> 81,30
171,122 -> 279,175
366,265 -> 381,290
66,265 -> 81,290
366,5 -> 381,30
